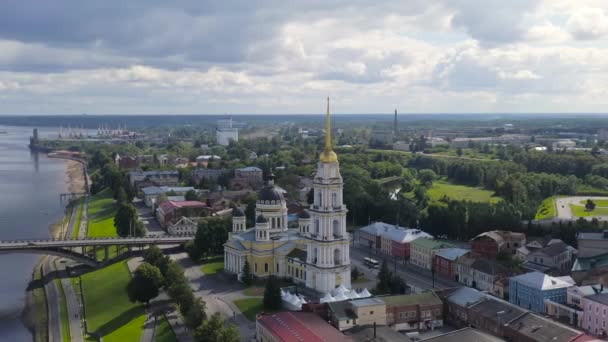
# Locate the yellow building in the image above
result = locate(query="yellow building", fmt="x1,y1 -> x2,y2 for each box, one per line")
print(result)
224,98 -> 352,294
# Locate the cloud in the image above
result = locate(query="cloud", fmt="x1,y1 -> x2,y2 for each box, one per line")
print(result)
566,7 -> 608,40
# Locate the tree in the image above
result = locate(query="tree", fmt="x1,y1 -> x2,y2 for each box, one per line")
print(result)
194,313 -> 240,342
263,275 -> 282,311
241,260 -> 253,286
127,263 -> 163,304
184,298 -> 207,329
351,266 -> 361,281
143,245 -> 170,276
417,169 -> 437,186
376,258 -> 392,294
114,203 -> 138,237
456,147 -> 463,157
115,187 -> 128,205
188,218 -> 231,260
185,189 -> 198,201
586,199 -> 596,211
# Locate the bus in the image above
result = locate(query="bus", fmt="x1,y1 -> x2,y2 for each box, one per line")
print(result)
363,257 -> 379,268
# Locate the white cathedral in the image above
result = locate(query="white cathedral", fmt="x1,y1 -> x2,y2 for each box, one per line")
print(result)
224,98 -> 351,294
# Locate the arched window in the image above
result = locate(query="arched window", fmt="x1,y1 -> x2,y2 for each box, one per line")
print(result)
333,220 -> 341,238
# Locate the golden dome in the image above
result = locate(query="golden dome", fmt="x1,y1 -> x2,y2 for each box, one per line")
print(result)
319,150 -> 338,163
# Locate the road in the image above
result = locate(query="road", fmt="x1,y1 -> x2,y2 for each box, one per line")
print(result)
134,200 -> 166,237
555,196 -> 608,221
41,257 -> 62,342
350,243 -> 460,291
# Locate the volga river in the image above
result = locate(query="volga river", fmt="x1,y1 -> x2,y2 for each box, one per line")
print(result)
0,126 -> 70,341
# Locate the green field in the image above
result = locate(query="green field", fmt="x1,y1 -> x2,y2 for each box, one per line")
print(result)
200,256 -> 224,275
579,199 -> 608,207
243,286 -> 264,297
569,204 -> 608,217
87,189 -> 118,237
72,198 -> 84,238
233,298 -> 263,321
81,261 -> 145,342
535,197 -> 557,220
427,181 -> 502,203
56,279 -> 71,342
155,315 -> 177,342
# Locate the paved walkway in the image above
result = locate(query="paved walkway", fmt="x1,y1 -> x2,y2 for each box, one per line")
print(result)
171,252 -> 256,341
60,271 -> 84,342
555,196 -> 608,221
78,197 -> 89,239
42,257 -> 62,342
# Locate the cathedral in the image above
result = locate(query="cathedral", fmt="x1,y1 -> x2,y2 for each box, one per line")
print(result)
224,98 -> 351,294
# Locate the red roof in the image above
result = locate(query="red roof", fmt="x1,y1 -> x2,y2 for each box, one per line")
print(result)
257,311 -> 349,342
159,200 -> 206,212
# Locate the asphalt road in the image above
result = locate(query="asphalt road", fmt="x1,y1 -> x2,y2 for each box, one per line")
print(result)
42,257 -> 62,342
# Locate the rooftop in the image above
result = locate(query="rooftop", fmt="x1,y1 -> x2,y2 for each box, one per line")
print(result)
469,299 -> 526,324
572,252 -> 608,271
344,324 -> 406,342
350,297 -> 385,308
380,291 -> 442,307
236,166 -> 262,172
505,312 -> 581,342
159,200 -> 206,212
286,248 -> 307,261
510,271 -> 572,290
578,232 -> 608,240
257,311 -> 349,342
421,327 -> 505,342
445,287 -> 486,307
435,248 -> 470,261
411,237 -> 452,250
586,293 -> 608,306
360,222 -> 433,243
531,241 -> 572,257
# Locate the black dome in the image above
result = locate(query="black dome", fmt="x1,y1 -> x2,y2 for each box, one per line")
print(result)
299,210 -> 311,219
256,214 -> 268,223
258,185 -> 284,202
232,207 -> 245,217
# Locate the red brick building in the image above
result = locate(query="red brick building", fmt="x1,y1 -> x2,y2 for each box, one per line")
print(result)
156,200 -> 209,228
383,292 -> 444,331
470,230 -> 526,258
433,248 -> 470,280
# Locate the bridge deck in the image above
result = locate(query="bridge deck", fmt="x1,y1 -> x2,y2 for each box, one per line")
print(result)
0,236 -> 193,249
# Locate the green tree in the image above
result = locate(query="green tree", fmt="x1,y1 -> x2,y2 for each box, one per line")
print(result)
188,218 -> 231,260
586,199 -> 596,211
417,169 -> 437,186
127,263 -> 163,304
263,275 -> 282,311
194,313 -> 240,342
143,245 -> 170,276
115,187 -> 128,205
185,189 -> 198,201
376,258 -> 392,294
242,260 -> 253,286
184,298 -> 207,329
114,203 -> 138,237
351,266 -> 361,281
456,147 -> 463,157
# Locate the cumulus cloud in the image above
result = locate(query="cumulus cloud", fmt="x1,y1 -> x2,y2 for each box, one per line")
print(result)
566,7 -> 608,40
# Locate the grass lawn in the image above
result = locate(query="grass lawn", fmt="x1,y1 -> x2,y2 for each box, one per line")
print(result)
579,199 -> 608,207
243,286 -> 264,297
81,261 -> 145,342
55,279 -> 71,342
200,256 -> 224,275
569,204 -> 608,217
155,315 -> 177,342
427,180 -> 502,204
87,189 -> 118,237
72,198 -> 84,238
535,197 -> 557,220
233,298 -> 263,321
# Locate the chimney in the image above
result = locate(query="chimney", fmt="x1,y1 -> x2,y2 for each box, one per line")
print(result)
373,321 -> 377,339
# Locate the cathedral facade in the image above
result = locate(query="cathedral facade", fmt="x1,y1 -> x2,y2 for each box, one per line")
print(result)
223,98 -> 351,294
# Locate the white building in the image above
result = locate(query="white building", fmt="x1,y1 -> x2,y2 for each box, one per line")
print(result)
216,117 -> 239,146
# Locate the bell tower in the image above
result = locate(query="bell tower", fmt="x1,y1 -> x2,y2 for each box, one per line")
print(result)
305,98 -> 351,293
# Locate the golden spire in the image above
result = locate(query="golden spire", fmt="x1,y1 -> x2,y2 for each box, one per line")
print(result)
319,97 -> 338,163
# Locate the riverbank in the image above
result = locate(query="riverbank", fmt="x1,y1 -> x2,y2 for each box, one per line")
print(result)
22,155 -> 87,341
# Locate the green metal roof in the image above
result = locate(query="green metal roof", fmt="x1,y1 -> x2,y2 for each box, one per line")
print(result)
410,237 -> 452,250
380,291 -> 442,307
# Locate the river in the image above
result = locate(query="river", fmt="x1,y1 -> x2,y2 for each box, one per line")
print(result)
0,126 -> 71,341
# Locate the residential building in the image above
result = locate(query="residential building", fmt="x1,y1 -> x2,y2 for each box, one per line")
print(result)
581,293 -> 608,337
359,222 -> 433,259
256,311 -> 349,342
167,216 -> 198,235
128,170 -> 179,190
216,117 -> 238,146
525,240 -> 576,273
467,299 -> 526,337
470,231 -> 526,257
546,283 -> 608,327
114,154 -> 139,170
191,168 -> 229,185
231,166 -> 264,190
443,287 -> 487,325
509,271 -> 571,313
141,186 -> 196,207
471,259 -> 512,298
572,253 -> 608,287
327,298 -> 387,331
410,238 -> 452,270
516,236 -> 563,261
578,231 -> 608,258
433,248 -> 469,280
393,141 -> 410,151
343,324 -> 406,342
383,292 -> 444,331
156,200 -> 209,228
422,328 -> 505,342
503,312 -> 583,342
455,253 -> 477,288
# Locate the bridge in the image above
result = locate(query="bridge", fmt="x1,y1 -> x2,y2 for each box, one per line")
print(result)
0,236 -> 193,267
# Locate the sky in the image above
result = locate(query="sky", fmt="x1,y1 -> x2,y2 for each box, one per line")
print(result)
1,1 -> 608,115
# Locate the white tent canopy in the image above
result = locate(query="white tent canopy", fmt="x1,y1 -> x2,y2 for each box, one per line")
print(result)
359,288 -> 372,298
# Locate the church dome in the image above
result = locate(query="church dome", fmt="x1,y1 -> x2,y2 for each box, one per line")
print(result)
299,210 -> 311,219
258,185 -> 284,202
232,207 -> 245,217
256,214 -> 268,223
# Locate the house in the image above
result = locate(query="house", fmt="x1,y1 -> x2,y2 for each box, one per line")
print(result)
156,200 -> 209,228
443,287 -> 487,325
410,238 -> 452,270
141,186 -> 196,207
525,240 -> 576,273
191,168 -> 229,185
467,299 -> 526,337
327,297 -> 387,331
455,253 -> 478,288
383,292 -> 444,331
433,248 -> 469,280
167,216 -> 199,235
546,283 -> 608,327
471,259 -> 512,298
230,166 -> 264,190
509,271 -> 571,313
581,293 -> 608,337
578,231 -> 608,258
256,311 -> 349,342
470,231 -> 526,257
115,154 -> 139,170
516,236 -> 563,261
128,170 -> 179,190
571,252 -> 608,286
358,222 -> 432,259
